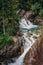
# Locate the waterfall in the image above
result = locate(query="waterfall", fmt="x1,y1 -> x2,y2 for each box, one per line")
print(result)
8,18 -> 39,65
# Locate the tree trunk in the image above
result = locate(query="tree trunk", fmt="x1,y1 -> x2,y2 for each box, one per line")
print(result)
3,20 -> 5,35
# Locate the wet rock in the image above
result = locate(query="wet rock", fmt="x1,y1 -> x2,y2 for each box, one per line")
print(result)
34,18 -> 43,25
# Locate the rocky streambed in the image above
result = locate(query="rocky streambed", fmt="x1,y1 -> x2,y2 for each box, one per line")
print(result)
0,26 -> 43,65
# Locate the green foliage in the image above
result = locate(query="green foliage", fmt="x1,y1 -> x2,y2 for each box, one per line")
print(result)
0,0 -> 20,49
19,0 -> 31,10
39,9 -> 43,18
0,34 -> 13,49
31,3 -> 41,14
0,0 -> 19,35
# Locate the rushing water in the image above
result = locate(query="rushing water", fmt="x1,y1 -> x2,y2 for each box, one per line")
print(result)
8,18 -> 39,65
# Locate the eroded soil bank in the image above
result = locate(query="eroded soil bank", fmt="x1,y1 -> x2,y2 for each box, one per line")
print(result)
24,35 -> 43,65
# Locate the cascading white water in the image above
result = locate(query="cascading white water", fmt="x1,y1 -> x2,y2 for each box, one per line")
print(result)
8,18 -> 39,65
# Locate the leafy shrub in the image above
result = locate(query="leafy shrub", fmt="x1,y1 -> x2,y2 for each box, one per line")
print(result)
0,34 -> 13,49
39,9 -> 43,18
31,3 -> 41,14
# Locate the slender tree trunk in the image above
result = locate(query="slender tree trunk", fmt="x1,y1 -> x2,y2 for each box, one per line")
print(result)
3,20 -> 5,35
2,3 -> 5,35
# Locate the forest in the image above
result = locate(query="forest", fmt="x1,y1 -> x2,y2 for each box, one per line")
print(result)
0,0 -> 43,49
0,0 -> 43,65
